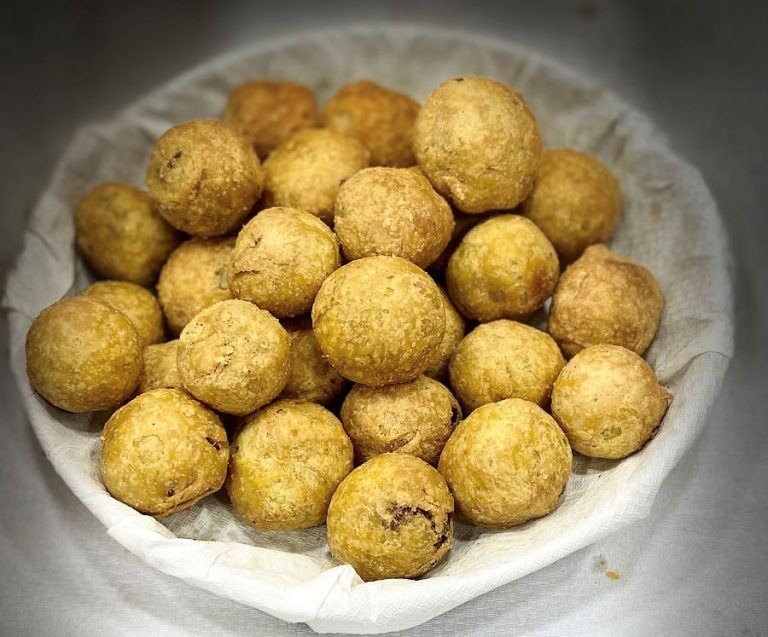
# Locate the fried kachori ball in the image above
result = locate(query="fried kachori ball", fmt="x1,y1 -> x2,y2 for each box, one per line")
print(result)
280,324 -> 348,406
548,244 -> 664,357
423,288 -> 465,381
146,119 -> 264,237
75,182 -> 182,285
229,206 -> 340,317
414,76 -> 541,213
428,210 -> 495,277
227,399 -> 353,530
83,281 -> 164,347
157,237 -> 234,336
178,299 -> 290,415
340,375 -> 461,466
262,128 -> 370,225
139,340 -> 181,394
327,453 -> 454,581
100,388 -> 229,516
26,296 -> 142,413
438,398 -> 572,528
551,345 -> 672,459
334,167 -> 454,268
446,214 -> 559,322
323,80 -> 420,167
449,320 -> 564,413
312,256 -> 445,386
224,80 -> 319,158
521,149 -> 622,263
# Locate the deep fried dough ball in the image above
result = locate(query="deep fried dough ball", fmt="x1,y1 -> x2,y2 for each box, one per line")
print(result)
323,80 -> 419,167
280,325 -> 348,406
227,400 -> 353,530
177,299 -> 290,415
146,119 -> 264,237
83,281 -> 164,347
327,453 -> 454,581
139,340 -> 181,394
312,256 -> 445,386
262,128 -> 370,224
548,244 -> 664,357
224,80 -> 318,158
428,211 -> 495,277
340,375 -> 461,465
521,149 -> 622,263
446,214 -> 559,321
157,237 -> 234,336
75,182 -> 182,285
100,388 -> 229,516
414,76 -> 541,213
229,207 -> 340,317
449,320 -> 564,412
26,297 -> 142,413
423,288 -> 465,381
334,167 -> 454,268
438,398 -> 572,528
551,345 -> 672,459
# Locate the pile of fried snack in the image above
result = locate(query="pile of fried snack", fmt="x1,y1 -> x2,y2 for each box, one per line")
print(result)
25,76 -> 672,582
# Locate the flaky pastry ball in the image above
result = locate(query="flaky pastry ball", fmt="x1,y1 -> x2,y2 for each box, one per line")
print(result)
26,296 -> 142,413
101,388 -> 229,516
312,256 -> 445,386
227,399 -> 353,530
551,345 -> 672,459
83,281 -> 164,347
139,340 -> 182,394
262,128 -> 370,224
323,80 -> 420,167
224,80 -> 318,158
229,206 -> 340,317
446,214 -> 559,321
423,288 -> 465,381
414,76 -> 541,213
177,299 -> 290,415
521,149 -> 622,263
75,182 -> 181,285
146,119 -> 264,237
547,244 -> 664,357
438,398 -> 572,528
334,167 -> 454,268
327,453 -> 454,581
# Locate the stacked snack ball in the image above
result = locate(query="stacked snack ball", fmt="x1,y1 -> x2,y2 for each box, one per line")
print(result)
312,256 -> 446,386
439,398 -> 572,528
548,244 -> 664,357
227,400 -> 353,530
429,210 -> 495,277
334,167 -> 454,268
449,320 -> 564,412
83,281 -> 164,347
323,80 -> 420,167
101,388 -> 229,516
26,296 -> 142,413
340,375 -> 461,466
327,453 -> 454,581
224,80 -> 318,158
446,214 -> 559,322
139,340 -> 181,394
75,182 -> 181,285
414,75 -> 541,213
229,207 -> 341,317
177,299 -> 291,415
157,237 -> 234,336
521,149 -> 622,263
551,345 -> 672,459
146,119 -> 264,237
262,128 -> 370,225
423,289 -> 466,381
280,322 -> 348,406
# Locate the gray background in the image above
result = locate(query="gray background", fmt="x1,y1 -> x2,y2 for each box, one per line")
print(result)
1,1 -> 766,635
